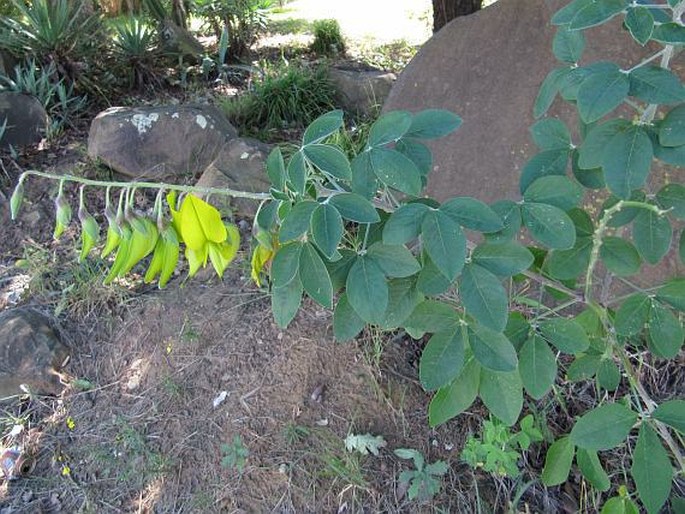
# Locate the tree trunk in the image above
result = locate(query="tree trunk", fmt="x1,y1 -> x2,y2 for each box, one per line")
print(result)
432,0 -> 482,33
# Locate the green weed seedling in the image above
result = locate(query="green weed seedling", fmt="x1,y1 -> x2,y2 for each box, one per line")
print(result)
394,448 -> 448,502
221,434 -> 249,473
462,414 -> 543,478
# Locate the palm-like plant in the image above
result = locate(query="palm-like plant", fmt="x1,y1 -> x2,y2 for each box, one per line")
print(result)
0,0 -> 103,84
111,17 -> 160,89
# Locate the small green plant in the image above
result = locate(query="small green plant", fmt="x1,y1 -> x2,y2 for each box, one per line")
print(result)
462,414 -> 543,478
110,16 -> 159,90
310,19 -> 345,56
282,422 -> 310,445
221,434 -> 249,473
0,0 -> 103,87
0,59 -> 87,136
221,64 -> 336,134
394,448 -> 448,502
344,432 -> 386,455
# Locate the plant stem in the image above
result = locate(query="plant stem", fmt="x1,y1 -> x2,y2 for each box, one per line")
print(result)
20,170 -> 271,201
584,200 -> 669,302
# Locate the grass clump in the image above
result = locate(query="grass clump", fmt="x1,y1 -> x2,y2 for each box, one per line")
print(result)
310,19 -> 345,56
221,64 -> 336,136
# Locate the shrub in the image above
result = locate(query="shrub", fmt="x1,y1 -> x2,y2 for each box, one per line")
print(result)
9,1 -> 685,512
194,0 -> 273,60
221,64 -> 336,133
110,16 -> 160,89
310,19 -> 345,56
0,0 -> 104,88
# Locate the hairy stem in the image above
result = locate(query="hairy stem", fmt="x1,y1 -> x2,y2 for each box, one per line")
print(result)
20,170 -> 271,201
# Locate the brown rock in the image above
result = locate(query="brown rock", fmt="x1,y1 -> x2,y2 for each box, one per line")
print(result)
0,308 -> 70,398
195,138 -> 271,217
0,92 -> 47,149
87,104 -> 237,182
329,65 -> 396,116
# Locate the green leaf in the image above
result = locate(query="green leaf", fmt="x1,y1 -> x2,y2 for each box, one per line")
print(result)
604,191 -> 646,228
629,66 -> 685,105
651,22 -> 685,45
287,150 -> 306,194
523,175 -> 583,211
266,147 -> 286,190
576,449 -> 610,491
553,26 -> 585,64
519,149 -> 569,193
576,65 -> 630,123
504,312 -> 531,352
479,368 -> 523,426
659,105 -> 685,147
600,236 -> 641,276
405,300 -> 459,333
396,139 -> 432,175
615,292 -> 651,336
578,119 -> 630,170
303,110 -> 343,145
459,264 -> 508,332
333,293 -> 365,342
647,301 -> 683,358
530,118 -> 572,150
656,183 -> 685,219
546,237 -> 592,280
653,138 -> 685,167
367,243 -> 421,278
311,203 -> 343,259
653,400 -> 685,434
299,243 -> 333,308
405,109 -> 462,139
597,359 -> 621,391
179,194 -> 226,249
569,207 -> 595,237
567,354 -> 601,381
380,278 -> 424,329
570,403 -> 638,450
471,242 -> 534,277
569,0 -> 628,30
271,242 -> 303,287
519,335 -> 557,400
602,125 -> 653,199
346,255 -> 388,323
541,437 -> 575,486
485,201 -> 522,244
272,275 -> 303,328
420,329 -> 466,391
328,192 -> 380,223
351,152 -> 378,199
539,318 -> 590,354
422,210 -> 466,281
601,496 -> 639,514
368,111 -> 412,147
625,6 -> 654,45
681,229 -> 685,264
383,203 -> 430,245
469,324 -> 518,372
631,423 -> 672,514
521,202 -> 576,249
633,209 -> 672,265
369,148 -> 422,195
534,67 -> 572,118
279,200 -> 318,243
440,197 -> 504,233
656,278 -> 685,311
428,355 -> 480,427
303,144 -> 352,181
417,254 -> 453,296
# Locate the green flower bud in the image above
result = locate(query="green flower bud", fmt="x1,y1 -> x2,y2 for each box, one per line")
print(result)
10,181 -> 24,220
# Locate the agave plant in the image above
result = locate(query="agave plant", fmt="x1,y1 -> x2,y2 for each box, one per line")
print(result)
111,16 -> 160,89
0,0 -> 103,86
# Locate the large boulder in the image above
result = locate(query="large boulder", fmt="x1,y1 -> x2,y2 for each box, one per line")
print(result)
383,0 -> 674,203
88,104 -> 238,182
329,64 -> 396,116
0,92 -> 47,149
195,137 -> 272,217
0,308 -> 70,398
